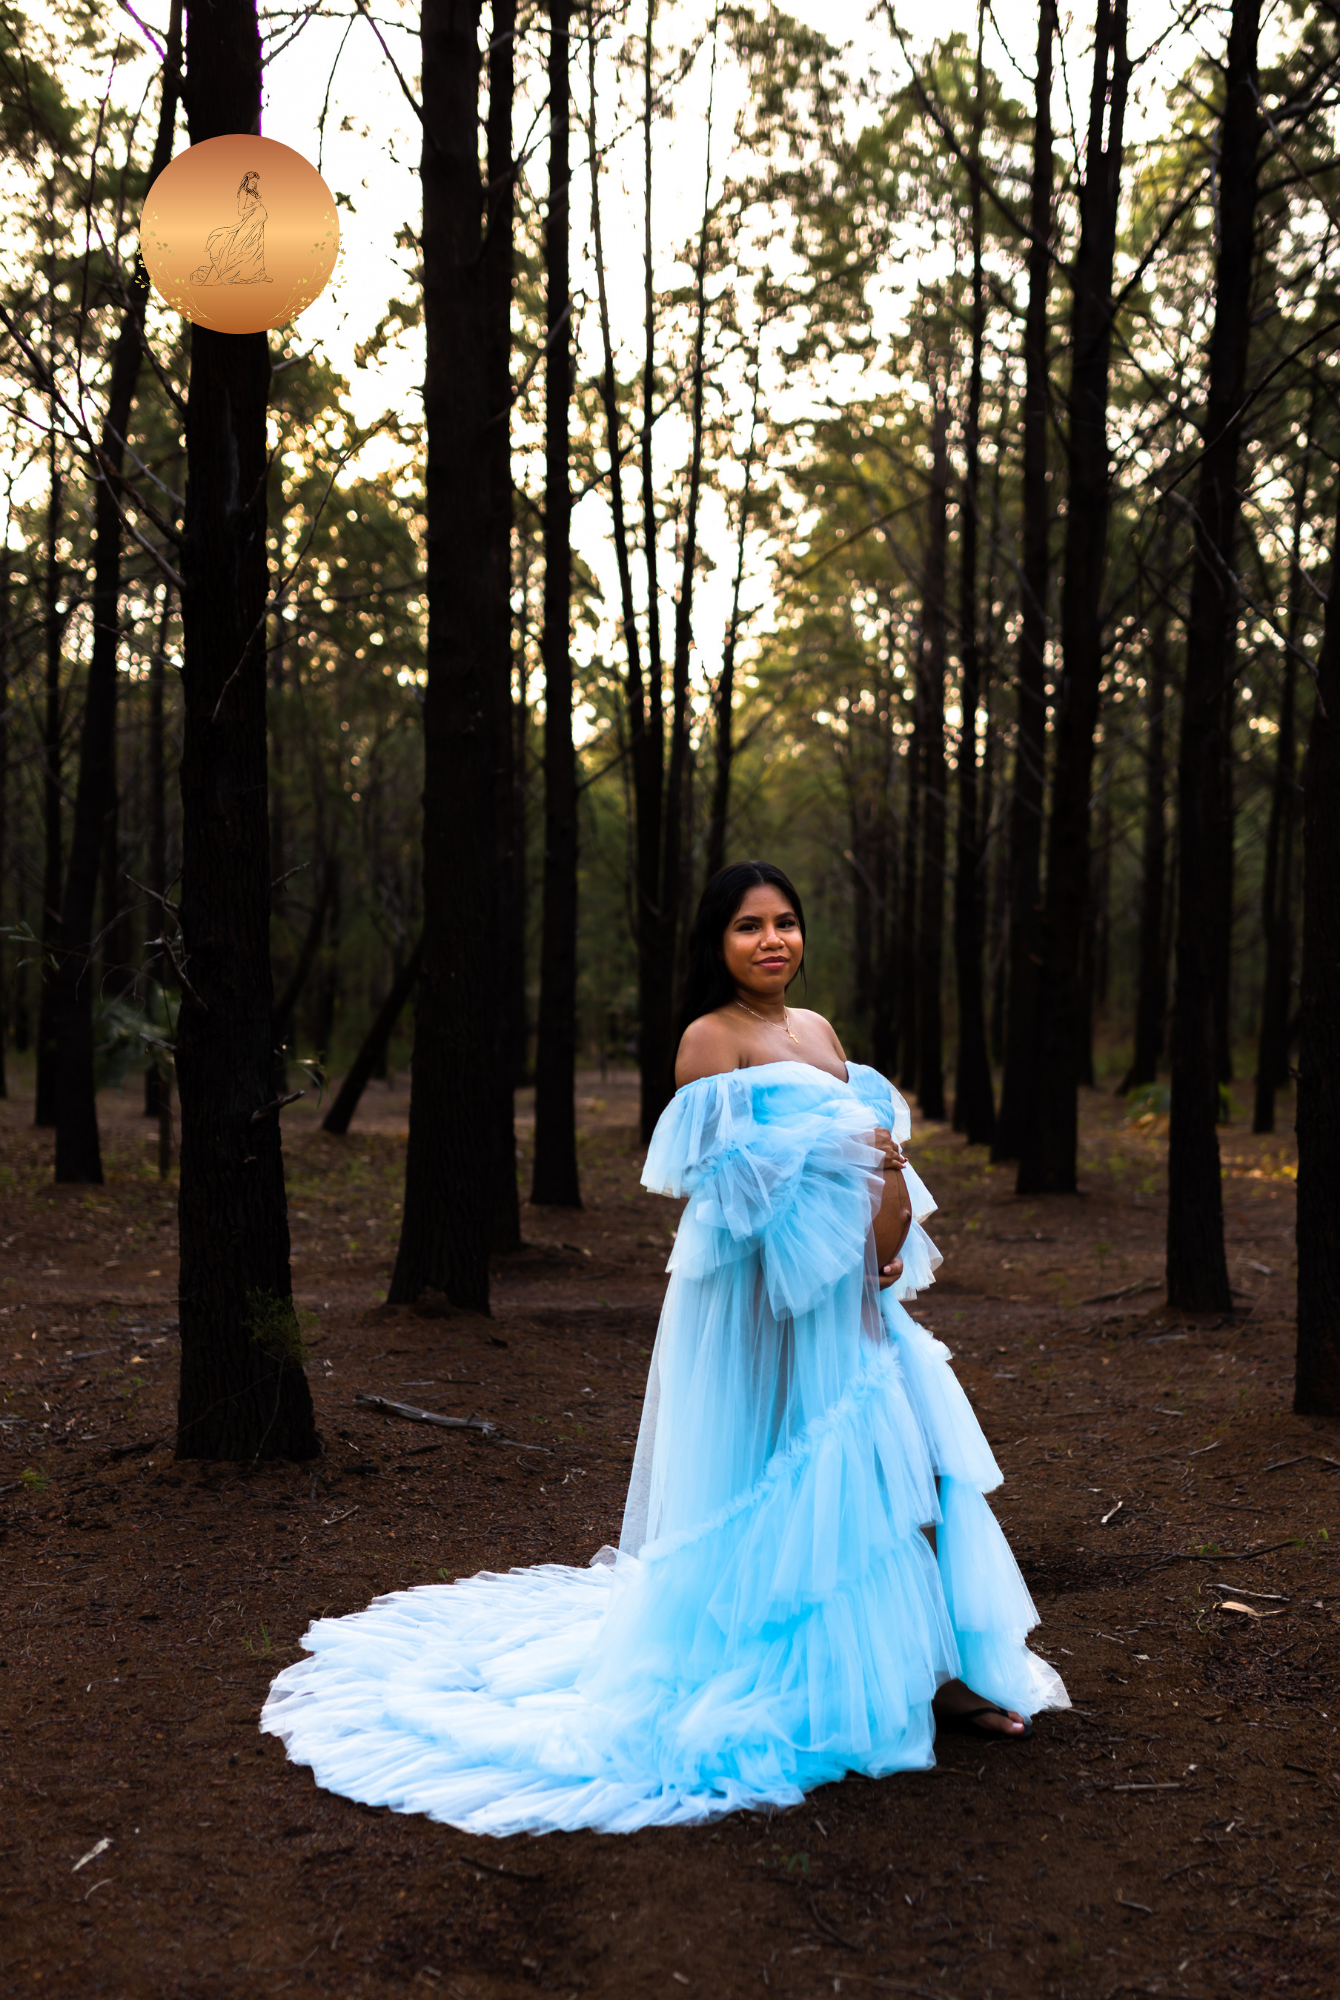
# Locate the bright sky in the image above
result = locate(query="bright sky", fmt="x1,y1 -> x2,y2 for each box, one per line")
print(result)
8,0 -> 1252,705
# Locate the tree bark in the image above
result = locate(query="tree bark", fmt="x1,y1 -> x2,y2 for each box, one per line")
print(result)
531,0 -> 581,1209
0,552 -> 8,1099
1166,0 -> 1260,1313
1295,467 -> 1340,1414
633,0 -> 667,1144
916,391 -> 949,1123
898,695 -> 921,1094
486,0 -> 522,1251
1254,414 -> 1312,1132
35,425 -> 62,1128
707,353 -> 762,884
323,934 -> 423,1137
174,0 -> 317,1460
53,0 -> 182,1182
993,0 -> 1054,1163
1016,0 -> 1128,1195
951,4 -> 996,1147
1120,561 -> 1169,1092
144,581 -> 173,1124
389,0 -> 500,1303
271,853 -> 336,1060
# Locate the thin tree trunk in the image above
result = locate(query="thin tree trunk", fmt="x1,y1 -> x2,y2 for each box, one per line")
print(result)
174,0 -> 317,1460
1167,0 -> 1260,1312
1121,560 -> 1169,1092
1254,418 -> 1312,1134
1294,466 -> 1340,1414
531,0 -> 581,1208
951,3 -> 996,1147
390,0 -> 499,1303
487,0 -> 522,1251
898,695 -> 921,1093
0,552 -> 8,1099
707,350 -> 761,884
53,0 -> 181,1180
916,391 -> 950,1123
993,0 -> 1054,1163
1215,682 -> 1237,1086
271,854 -> 336,1057
35,423 -> 62,1128
323,934 -> 423,1137
1016,0 -> 1128,1195
654,12 -> 720,1113
145,582 -> 173,1121
634,0 -> 667,1144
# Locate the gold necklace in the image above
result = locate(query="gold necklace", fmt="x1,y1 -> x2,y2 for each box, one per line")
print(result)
734,996 -> 799,1044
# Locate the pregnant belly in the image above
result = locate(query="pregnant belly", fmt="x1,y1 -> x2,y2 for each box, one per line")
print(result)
873,1166 -> 913,1270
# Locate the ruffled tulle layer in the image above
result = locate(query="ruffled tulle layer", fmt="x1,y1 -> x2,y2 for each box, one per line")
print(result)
261,1298 -> 1066,1835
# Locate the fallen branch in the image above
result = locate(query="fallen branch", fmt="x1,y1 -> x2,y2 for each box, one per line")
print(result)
454,1853 -> 545,1883
355,1392 -> 551,1452
1129,1538 -> 1296,1580
1080,1277 -> 1162,1306
808,1892 -> 863,1951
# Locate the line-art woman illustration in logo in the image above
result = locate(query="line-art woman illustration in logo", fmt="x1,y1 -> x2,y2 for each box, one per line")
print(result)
189,170 -> 274,287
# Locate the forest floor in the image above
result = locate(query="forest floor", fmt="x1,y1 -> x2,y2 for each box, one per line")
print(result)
3,1060 -> 1337,2000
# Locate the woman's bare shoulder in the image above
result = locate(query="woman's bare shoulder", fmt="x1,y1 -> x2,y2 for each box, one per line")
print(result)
675,1012 -> 746,1087
787,1007 -> 846,1057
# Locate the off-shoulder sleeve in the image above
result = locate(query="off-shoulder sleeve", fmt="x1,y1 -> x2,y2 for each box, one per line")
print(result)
642,1070 -> 883,1319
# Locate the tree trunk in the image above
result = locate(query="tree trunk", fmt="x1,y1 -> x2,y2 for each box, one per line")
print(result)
1166,0 -> 1260,1313
0,552 -> 9,1099
897,696 -> 921,1093
951,5 -> 996,1147
323,934 -> 423,1137
271,853 -> 337,1061
707,355 -> 762,884
53,0 -> 181,1181
486,0 -> 522,1252
1016,0 -> 1128,1195
993,0 -> 1054,1163
654,14 -> 720,1110
1294,465 -> 1340,1413
1215,682 -> 1237,1086
531,0 -> 581,1209
389,0 -> 500,1304
586,6 -> 659,1126
174,0 -> 317,1460
35,427 -> 62,1128
145,582 -> 173,1123
1119,556 -> 1170,1092
916,392 -> 949,1123
1254,417 -> 1312,1133
633,0 -> 667,1145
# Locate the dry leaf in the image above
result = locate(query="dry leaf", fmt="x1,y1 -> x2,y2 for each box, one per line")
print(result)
1217,1599 -> 1284,1619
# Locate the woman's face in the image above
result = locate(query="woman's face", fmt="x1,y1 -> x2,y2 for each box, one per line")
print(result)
719,885 -> 804,999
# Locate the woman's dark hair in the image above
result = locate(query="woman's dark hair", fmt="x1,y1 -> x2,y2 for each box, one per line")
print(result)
679,861 -> 806,1032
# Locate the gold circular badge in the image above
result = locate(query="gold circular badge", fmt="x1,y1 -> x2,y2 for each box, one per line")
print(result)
140,134 -> 339,335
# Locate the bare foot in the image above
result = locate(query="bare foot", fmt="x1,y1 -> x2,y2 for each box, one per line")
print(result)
933,1679 -> 1028,1737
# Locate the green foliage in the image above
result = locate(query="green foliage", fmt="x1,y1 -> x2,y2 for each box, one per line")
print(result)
19,1466 -> 49,1494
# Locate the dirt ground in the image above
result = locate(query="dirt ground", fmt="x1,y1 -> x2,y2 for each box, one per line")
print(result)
3,1061 -> 1338,2000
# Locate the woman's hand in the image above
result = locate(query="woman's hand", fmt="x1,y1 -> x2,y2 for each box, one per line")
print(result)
871,1126 -> 907,1172
878,1254 -> 904,1291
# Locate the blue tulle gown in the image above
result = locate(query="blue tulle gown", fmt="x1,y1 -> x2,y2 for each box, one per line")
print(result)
261,1060 -> 1068,1832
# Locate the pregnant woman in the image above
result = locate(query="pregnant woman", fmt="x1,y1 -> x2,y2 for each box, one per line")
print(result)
262,861 -> 1067,1832
190,170 -> 273,287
